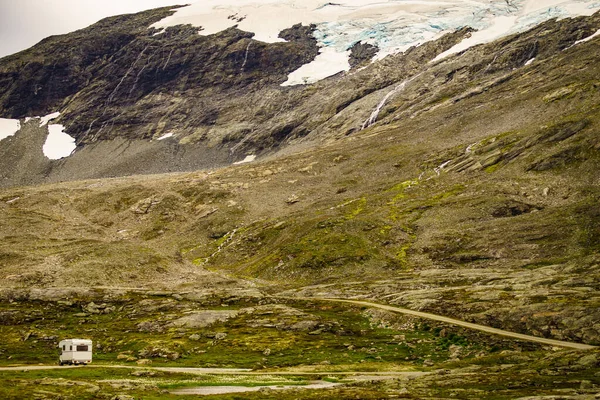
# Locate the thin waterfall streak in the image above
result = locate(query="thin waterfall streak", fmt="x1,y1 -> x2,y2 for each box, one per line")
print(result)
163,49 -> 174,70
128,51 -> 156,98
241,42 -> 252,72
361,72 -> 422,130
128,64 -> 148,97
85,119 -> 98,137
93,121 -> 109,142
106,109 -> 128,136
230,129 -> 257,154
106,45 -> 149,106
362,83 -> 403,129
483,54 -> 499,74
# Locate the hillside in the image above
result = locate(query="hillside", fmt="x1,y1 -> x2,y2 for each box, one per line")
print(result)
0,2 -> 600,399
2,12 -> 600,337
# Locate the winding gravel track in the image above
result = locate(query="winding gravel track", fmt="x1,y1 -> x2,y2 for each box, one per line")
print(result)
296,297 -> 597,350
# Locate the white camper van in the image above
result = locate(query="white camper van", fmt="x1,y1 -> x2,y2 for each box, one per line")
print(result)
58,339 -> 93,365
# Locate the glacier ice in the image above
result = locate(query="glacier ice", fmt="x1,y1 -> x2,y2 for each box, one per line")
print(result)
148,1 -> 600,85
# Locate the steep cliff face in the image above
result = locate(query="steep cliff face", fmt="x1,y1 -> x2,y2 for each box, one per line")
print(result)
0,8 -> 179,118
0,7 -> 319,143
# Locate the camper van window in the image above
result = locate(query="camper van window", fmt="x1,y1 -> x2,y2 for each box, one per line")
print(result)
63,345 -> 65,350
76,345 -> 89,351
70,346 -> 72,351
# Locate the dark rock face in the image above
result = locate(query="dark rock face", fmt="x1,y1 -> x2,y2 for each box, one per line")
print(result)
0,6 -> 475,157
60,23 -> 319,144
0,7 -> 320,146
279,23 -> 318,45
0,7 -> 179,118
349,42 -> 379,68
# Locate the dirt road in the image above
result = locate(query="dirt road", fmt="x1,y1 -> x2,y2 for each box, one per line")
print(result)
298,297 -> 597,350
0,364 -> 428,379
0,365 -> 252,373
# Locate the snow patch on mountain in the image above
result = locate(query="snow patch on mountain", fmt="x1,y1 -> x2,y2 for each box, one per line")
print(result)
564,1 -> 600,15
157,132 -> 175,140
0,118 -> 20,141
2,113 -> 78,159
573,28 -> 600,44
152,0 -> 317,43
436,1 -> 600,61
39,111 -> 61,127
43,124 -> 77,160
433,15 -> 519,62
152,1 -> 600,86
234,155 -> 257,165
282,47 -> 351,86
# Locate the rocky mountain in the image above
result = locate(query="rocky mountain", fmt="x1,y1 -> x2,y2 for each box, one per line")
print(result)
1,1 -> 599,186
1,2 -> 600,398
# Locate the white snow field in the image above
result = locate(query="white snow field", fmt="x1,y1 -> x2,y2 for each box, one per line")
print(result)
282,47 -> 351,86
43,124 -> 77,160
152,0 -> 600,85
0,118 -> 20,141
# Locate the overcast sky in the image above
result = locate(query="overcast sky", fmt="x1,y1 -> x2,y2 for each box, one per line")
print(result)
0,0 -> 188,58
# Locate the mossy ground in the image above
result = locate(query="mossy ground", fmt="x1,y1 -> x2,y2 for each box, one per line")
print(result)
1,293 -> 598,399
0,351 -> 598,399
0,294 -> 519,369
0,367 -> 314,400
